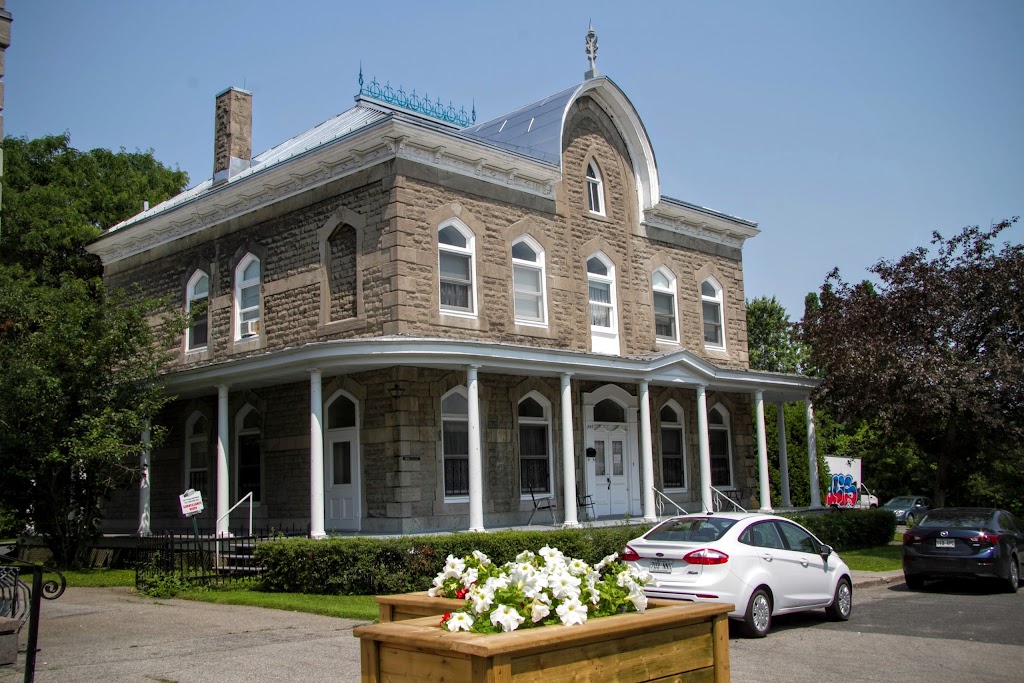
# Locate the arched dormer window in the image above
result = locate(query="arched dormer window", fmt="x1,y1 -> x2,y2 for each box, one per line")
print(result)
701,277 -> 725,350
652,267 -> 678,343
660,402 -> 686,489
235,254 -> 261,339
512,236 -> 546,325
438,220 -> 476,315
708,404 -> 733,488
186,270 -> 209,351
518,393 -> 552,495
441,387 -> 470,498
586,161 -> 605,215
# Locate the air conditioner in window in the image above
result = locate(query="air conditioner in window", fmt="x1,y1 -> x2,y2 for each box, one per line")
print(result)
241,319 -> 260,338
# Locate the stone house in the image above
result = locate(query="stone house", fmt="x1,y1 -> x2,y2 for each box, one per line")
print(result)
88,49 -> 820,536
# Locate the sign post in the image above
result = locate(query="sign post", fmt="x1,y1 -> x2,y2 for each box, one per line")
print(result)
179,489 -> 206,570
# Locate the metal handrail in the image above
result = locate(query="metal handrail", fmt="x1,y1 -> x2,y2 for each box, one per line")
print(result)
215,492 -> 254,570
710,486 -> 747,513
0,552 -> 66,683
652,487 -> 687,518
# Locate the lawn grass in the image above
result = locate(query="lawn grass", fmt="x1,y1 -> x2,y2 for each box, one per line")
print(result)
45,568 -> 135,588
840,544 -> 903,572
177,588 -> 379,621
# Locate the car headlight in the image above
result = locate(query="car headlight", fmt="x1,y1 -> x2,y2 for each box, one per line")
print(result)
895,509 -> 905,515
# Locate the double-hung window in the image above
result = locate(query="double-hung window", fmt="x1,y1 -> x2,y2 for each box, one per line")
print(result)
660,404 -> 685,489
236,405 -> 262,503
708,405 -> 733,488
441,389 -> 470,497
652,268 -> 677,342
235,254 -> 261,339
512,237 -> 546,324
518,395 -> 552,495
586,162 -> 605,215
184,413 -> 210,500
702,277 -> 724,349
438,221 -> 476,314
587,255 -> 615,330
186,271 -> 209,351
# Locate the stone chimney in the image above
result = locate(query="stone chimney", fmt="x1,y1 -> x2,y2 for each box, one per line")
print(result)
213,86 -> 252,185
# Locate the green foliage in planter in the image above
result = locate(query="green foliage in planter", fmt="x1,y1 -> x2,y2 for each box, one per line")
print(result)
782,509 -> 896,552
256,525 -> 652,596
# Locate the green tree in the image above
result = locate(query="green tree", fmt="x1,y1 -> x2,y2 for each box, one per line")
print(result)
745,295 -> 804,373
803,219 -> 1023,508
0,134 -> 188,566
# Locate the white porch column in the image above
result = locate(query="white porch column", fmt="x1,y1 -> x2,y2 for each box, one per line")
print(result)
638,380 -> 657,522
216,384 -> 231,536
754,390 -> 772,513
467,366 -> 484,532
309,370 -> 326,539
137,425 -> 151,536
776,403 -> 792,507
696,384 -> 713,513
560,373 -> 580,528
806,399 -> 822,508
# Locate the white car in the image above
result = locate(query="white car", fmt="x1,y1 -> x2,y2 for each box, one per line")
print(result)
623,512 -> 852,637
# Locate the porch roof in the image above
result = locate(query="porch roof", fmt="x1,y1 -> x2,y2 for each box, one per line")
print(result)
162,337 -> 818,403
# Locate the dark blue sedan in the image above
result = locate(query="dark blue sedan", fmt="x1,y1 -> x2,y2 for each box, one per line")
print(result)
902,507 -> 1024,592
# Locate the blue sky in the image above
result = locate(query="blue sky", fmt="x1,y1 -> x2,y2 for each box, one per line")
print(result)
6,0 -> 1022,319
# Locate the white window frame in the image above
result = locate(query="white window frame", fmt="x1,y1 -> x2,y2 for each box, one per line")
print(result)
234,404 -> 263,504
701,277 -> 725,350
517,392 -> 553,497
186,270 -> 210,352
586,161 -> 605,216
441,387 -> 470,501
660,401 -> 687,491
708,403 -> 734,489
511,236 -> 547,326
184,412 -> 210,499
235,254 -> 261,340
652,267 -> 678,344
587,253 -> 619,354
437,220 -> 477,317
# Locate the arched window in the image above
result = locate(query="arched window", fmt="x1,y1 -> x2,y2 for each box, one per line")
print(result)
235,254 -> 261,339
438,220 -> 476,314
586,161 -> 605,215
186,271 -> 209,351
660,403 -> 686,489
587,254 -> 616,331
708,404 -> 733,488
327,393 -> 357,430
512,237 -> 546,325
184,412 -> 210,499
441,388 -> 470,497
518,393 -> 552,495
235,405 -> 262,503
652,268 -> 677,342
593,398 -> 626,423
701,277 -> 724,349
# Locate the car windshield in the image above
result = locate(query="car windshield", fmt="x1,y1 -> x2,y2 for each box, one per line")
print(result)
883,497 -> 915,508
645,517 -> 738,543
918,511 -> 993,529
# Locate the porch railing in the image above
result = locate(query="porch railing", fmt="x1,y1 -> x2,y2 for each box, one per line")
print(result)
1,552 -> 66,683
652,488 -> 687,519
710,486 -> 747,513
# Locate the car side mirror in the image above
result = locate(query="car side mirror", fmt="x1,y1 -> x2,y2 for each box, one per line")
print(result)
819,544 -> 833,559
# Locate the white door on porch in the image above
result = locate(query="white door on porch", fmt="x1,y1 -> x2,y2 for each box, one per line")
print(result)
324,392 -> 360,532
586,425 -> 642,517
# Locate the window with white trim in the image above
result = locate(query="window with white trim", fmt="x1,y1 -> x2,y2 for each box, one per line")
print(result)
586,161 -> 605,215
660,403 -> 686,489
587,255 -> 616,331
236,405 -> 262,503
652,268 -> 677,342
438,221 -> 476,314
518,394 -> 552,495
441,388 -> 469,497
184,412 -> 210,500
708,404 -> 733,488
235,254 -> 261,339
701,277 -> 724,349
512,237 -> 546,325
186,271 -> 209,351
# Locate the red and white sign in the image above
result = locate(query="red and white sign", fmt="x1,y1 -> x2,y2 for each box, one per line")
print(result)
179,489 -> 205,517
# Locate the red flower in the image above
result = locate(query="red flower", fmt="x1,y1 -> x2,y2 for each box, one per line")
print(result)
455,587 -> 468,599
440,612 -> 452,626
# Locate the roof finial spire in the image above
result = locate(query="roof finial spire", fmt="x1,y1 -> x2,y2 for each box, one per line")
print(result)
585,21 -> 600,80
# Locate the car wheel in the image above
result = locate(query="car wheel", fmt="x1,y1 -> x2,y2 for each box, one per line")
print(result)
742,588 -> 772,638
1006,555 -> 1020,594
825,577 -> 852,621
870,504 -> 877,509
905,513 -> 915,526
905,574 -> 924,590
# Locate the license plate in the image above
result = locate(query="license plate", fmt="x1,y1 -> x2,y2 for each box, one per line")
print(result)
936,538 -> 955,548
648,559 -> 673,573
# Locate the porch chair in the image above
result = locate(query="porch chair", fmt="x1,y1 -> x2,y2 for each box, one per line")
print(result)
527,487 -> 558,526
577,493 -> 596,521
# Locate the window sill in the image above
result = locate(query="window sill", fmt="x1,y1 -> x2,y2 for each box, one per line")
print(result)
443,496 -> 470,505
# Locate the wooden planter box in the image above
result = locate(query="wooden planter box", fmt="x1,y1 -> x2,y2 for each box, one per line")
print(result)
355,600 -> 732,683
375,592 -> 683,623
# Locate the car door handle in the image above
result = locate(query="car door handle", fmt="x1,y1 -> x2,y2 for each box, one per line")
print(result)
761,554 -> 773,562
800,558 -> 809,567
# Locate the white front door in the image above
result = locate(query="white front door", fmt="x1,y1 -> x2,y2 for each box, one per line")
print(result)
325,430 -> 360,531
586,427 -> 641,517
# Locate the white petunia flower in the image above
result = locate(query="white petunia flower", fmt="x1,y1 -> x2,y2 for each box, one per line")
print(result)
627,583 -> 648,612
556,597 -> 588,626
539,546 -> 565,566
471,549 -> 492,566
490,604 -> 526,632
549,570 -> 582,600
515,550 -> 536,563
444,555 -> 467,579
446,612 -> 475,632
461,566 -> 479,588
530,600 -> 551,623
567,558 -> 589,576
595,552 -> 618,571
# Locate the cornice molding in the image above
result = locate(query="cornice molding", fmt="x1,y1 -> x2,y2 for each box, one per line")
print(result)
643,202 -> 761,249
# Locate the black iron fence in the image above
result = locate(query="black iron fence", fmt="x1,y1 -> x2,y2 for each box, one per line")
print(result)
0,553 -> 66,683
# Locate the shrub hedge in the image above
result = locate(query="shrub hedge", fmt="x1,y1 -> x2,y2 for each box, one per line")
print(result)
256,524 -> 652,596
782,508 -> 896,552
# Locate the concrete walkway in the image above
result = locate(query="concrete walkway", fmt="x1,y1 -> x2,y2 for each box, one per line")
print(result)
1,571 -> 905,683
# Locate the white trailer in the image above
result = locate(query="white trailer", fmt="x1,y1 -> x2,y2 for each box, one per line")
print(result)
824,456 -> 879,509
